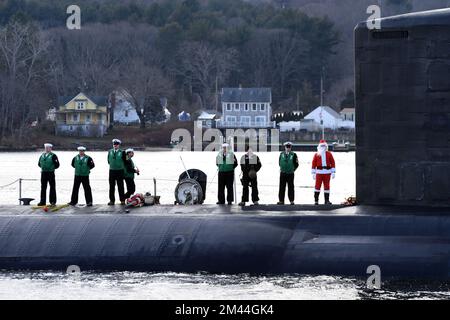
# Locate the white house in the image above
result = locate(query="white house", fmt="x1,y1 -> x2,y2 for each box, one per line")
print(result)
279,119 -> 321,132
217,87 -> 275,128
178,111 -> 191,121
304,106 -> 341,130
114,98 -> 140,125
113,95 -> 171,125
279,121 -> 301,132
340,108 -> 355,122
162,107 -> 171,123
197,110 -> 219,128
46,108 -> 57,121
300,119 -> 320,132
338,120 -> 356,130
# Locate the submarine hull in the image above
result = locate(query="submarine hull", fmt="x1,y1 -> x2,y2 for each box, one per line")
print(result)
0,205 -> 449,279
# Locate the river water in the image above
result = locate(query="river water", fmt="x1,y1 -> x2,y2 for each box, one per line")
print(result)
0,151 -> 354,205
0,151 -> 448,300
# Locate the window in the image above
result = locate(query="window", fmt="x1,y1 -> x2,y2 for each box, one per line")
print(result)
255,116 -> 266,125
73,114 -> 79,122
76,101 -> 86,110
244,103 -> 249,111
226,103 -> 232,111
234,103 -> 240,111
240,116 -> 251,126
125,110 -> 129,117
226,116 -> 237,125
86,114 -> 91,123
260,103 -> 265,111
252,103 -> 257,111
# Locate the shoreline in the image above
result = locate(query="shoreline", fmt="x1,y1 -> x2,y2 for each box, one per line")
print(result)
0,146 -> 174,152
0,142 -> 357,153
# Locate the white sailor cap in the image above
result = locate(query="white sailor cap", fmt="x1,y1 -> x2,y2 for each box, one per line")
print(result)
112,139 -> 121,144
77,146 -> 86,151
44,143 -> 53,148
222,143 -> 229,147
283,141 -> 293,147
126,148 -> 134,153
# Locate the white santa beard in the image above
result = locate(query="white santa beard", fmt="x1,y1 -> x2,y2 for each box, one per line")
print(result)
320,151 -> 327,166
317,146 -> 327,166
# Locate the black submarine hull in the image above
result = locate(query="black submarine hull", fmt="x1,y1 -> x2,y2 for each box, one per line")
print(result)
0,205 -> 449,279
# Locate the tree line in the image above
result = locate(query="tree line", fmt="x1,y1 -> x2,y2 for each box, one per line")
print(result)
0,0 -> 340,141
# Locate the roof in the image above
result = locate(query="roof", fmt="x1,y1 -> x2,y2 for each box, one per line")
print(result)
319,106 -> 340,118
221,88 -> 271,103
178,111 -> 191,121
198,111 -> 217,120
305,106 -> 341,119
356,8 -> 450,29
58,92 -> 108,107
340,108 -> 355,113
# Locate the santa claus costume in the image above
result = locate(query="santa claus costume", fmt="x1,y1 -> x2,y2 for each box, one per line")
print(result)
311,140 -> 336,205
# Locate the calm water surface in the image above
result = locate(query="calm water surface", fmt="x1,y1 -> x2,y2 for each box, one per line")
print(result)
0,151 -> 354,205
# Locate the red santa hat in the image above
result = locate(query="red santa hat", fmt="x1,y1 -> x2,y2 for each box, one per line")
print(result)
317,139 -> 328,151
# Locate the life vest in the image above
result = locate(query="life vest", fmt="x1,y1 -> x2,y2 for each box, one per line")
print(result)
217,152 -> 235,172
108,149 -> 124,170
279,151 -> 297,174
74,155 -> 91,176
124,159 -> 135,179
39,152 -> 56,172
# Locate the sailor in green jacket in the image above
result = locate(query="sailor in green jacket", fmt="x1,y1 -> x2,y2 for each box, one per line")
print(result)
216,143 -> 238,205
278,141 -> 299,205
108,139 -> 126,205
37,143 -> 60,206
69,146 -> 95,207
124,148 -> 140,199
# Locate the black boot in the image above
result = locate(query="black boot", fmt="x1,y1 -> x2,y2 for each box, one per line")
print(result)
325,193 -> 332,205
314,192 -> 320,205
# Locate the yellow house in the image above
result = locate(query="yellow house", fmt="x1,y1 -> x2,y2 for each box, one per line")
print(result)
55,92 -> 110,137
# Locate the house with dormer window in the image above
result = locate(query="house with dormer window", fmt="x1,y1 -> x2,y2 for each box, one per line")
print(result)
55,92 -> 110,137
217,87 -> 275,129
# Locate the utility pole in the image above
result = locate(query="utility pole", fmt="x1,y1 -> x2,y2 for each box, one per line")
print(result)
215,76 -> 218,113
320,68 -> 325,140
320,74 -> 324,107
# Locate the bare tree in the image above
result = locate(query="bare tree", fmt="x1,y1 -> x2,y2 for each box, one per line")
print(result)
267,29 -> 306,99
0,21 -> 48,140
241,30 -> 272,87
117,58 -> 173,129
177,41 -> 238,109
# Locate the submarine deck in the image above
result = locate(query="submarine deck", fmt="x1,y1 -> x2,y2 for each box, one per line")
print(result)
2,204 -> 450,217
